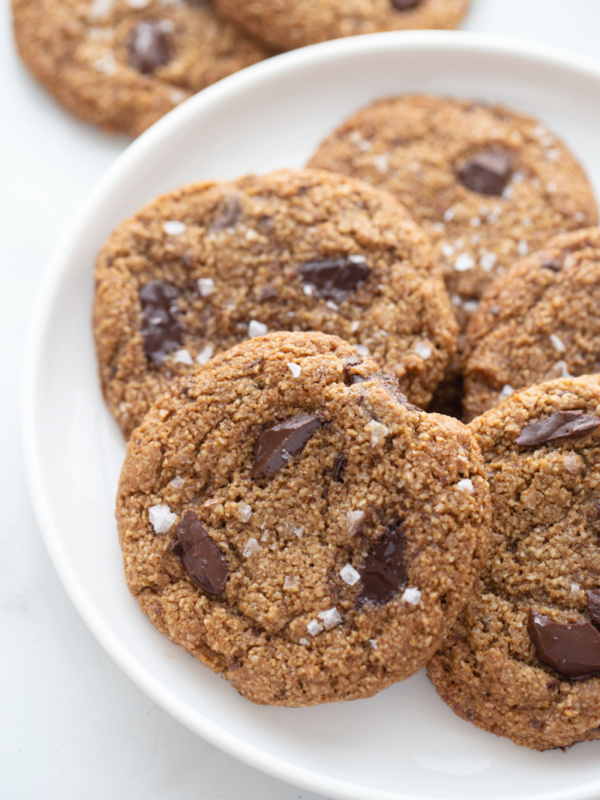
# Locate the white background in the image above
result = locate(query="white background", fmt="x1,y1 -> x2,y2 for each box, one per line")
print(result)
3,2 -> 600,798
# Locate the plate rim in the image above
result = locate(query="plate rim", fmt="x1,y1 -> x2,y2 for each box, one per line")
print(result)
21,30 -> 600,800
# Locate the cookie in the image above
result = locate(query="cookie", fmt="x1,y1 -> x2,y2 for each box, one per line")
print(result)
212,0 -> 470,52
463,227 -> 600,421
93,167 -> 458,437
116,331 -> 490,706
12,0 -> 270,136
428,375 -> 600,750
308,94 -> 598,329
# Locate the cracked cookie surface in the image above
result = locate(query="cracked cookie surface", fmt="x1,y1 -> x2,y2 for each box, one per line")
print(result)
212,0 -> 469,52
428,376 -> 600,750
94,168 -> 457,437
116,331 -> 490,706
12,0 -> 269,136
463,228 -> 600,420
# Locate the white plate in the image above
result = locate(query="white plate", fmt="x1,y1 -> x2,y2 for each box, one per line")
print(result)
22,31 -> 600,800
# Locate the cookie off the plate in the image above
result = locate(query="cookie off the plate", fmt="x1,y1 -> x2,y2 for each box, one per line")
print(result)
428,375 -> 600,750
116,331 -> 490,706
94,168 -> 458,437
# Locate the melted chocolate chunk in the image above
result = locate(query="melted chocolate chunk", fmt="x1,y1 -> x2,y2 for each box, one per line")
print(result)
174,510 -> 228,595
458,149 -> 512,196
516,410 -> 600,446
128,20 -> 172,74
528,610 -> 600,680
139,280 -> 184,365
588,590 -> 600,628
541,258 -> 562,272
390,0 -> 422,7
210,196 -> 242,231
298,256 -> 370,303
359,521 -> 407,605
250,413 -> 321,479
332,453 -> 347,482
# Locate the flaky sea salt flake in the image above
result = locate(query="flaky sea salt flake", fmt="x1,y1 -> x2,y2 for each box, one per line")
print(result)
307,620 -> 323,636
339,563 -> 360,586
196,344 -> 214,365
346,509 -> 365,535
402,587 -> 422,605
454,253 -> 475,272
243,537 -> 261,558
237,502 -> 252,523
163,220 -> 187,235
456,478 -> 474,494
414,341 -> 432,360
550,334 -> 566,353
248,319 -> 268,338
149,504 -> 177,534
173,349 -> 193,365
318,607 -> 342,629
287,362 -> 301,378
369,419 -> 389,447
169,475 -> 184,489
197,277 -> 215,297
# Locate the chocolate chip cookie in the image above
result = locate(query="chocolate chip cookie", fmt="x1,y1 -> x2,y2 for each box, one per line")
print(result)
12,0 -> 269,136
428,375 -> 600,750
116,331 -> 490,706
308,94 -> 598,329
212,0 -> 470,52
463,227 -> 600,421
94,167 -> 458,437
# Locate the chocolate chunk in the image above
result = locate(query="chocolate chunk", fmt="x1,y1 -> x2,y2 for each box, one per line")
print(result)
298,256 -> 370,303
516,410 -> 600,446
139,280 -> 184,365
359,521 -> 407,605
332,453 -> 347,482
257,285 -> 278,302
342,357 -> 367,385
541,258 -> 562,272
390,0 -> 422,8
128,21 -> 172,75
588,590 -> 600,628
174,510 -> 228,595
528,610 -> 600,680
251,413 -> 321,479
458,149 -> 512,196
210,196 -> 241,231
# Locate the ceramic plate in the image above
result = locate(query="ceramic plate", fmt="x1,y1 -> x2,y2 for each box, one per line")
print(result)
22,31 -> 600,800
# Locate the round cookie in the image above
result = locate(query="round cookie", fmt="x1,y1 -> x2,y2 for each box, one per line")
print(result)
12,0 -> 270,136
94,167 -> 458,437
308,94 -> 598,329
463,227 -> 600,421
116,331 -> 491,706
428,375 -> 600,750
212,0 -> 470,52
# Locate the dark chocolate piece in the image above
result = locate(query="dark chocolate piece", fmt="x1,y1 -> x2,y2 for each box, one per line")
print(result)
588,590 -> 600,628
139,280 -> 184,365
298,256 -> 370,303
210,196 -> 241,231
256,286 -> 278,302
342,357 -> 366,385
128,21 -> 172,75
541,258 -> 562,272
174,510 -> 228,595
516,410 -> 600,447
359,521 -> 407,605
390,0 -> 422,8
332,453 -> 347,482
528,610 -> 600,680
458,149 -> 512,196
250,413 -> 321,479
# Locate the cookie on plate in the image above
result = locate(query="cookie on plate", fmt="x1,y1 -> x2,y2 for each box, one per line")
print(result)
212,0 -> 470,52
94,167 -> 458,437
309,94 -> 598,329
12,0 -> 270,136
428,375 -> 600,750
463,228 -> 600,421
116,331 -> 490,706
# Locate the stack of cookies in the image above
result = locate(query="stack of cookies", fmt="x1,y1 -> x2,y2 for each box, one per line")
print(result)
12,0 -> 471,136
94,94 -> 600,753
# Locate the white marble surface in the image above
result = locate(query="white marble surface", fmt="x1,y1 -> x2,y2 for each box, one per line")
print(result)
3,2 -> 600,798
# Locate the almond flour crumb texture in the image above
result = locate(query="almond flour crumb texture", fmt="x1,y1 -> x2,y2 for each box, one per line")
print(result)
463,227 -> 600,420
428,375 -> 600,750
308,95 -> 598,332
116,331 -> 490,706
211,0 -> 470,52
12,0 -> 270,136
94,168 -> 458,437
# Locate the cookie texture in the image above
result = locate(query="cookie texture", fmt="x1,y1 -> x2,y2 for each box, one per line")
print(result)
463,228 -> 600,420
212,0 -> 470,52
94,167 -> 458,437
428,376 -> 600,750
116,331 -> 490,706
308,94 -> 598,329
12,0 -> 269,136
